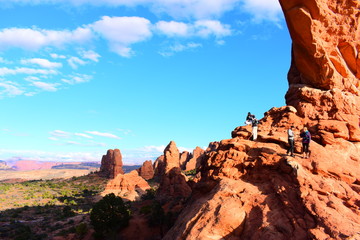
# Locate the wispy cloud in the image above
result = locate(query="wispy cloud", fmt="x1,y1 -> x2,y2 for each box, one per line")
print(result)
85,131 -> 121,139
74,133 -> 93,139
159,42 -> 202,57
67,56 -> 87,69
0,81 -> 24,97
32,81 -> 60,91
21,58 -> 62,69
62,73 -> 92,85
50,130 -> 71,138
155,20 -> 232,38
0,67 -> 57,76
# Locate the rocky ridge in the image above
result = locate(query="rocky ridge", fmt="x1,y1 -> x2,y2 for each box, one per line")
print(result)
162,0 -> 360,239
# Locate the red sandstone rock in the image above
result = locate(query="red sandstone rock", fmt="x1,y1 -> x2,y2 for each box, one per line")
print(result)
185,147 -> 204,171
179,151 -> 191,169
153,155 -> 165,179
157,141 -> 191,199
102,170 -> 150,201
99,149 -> 124,179
137,160 -> 154,180
279,0 -> 360,143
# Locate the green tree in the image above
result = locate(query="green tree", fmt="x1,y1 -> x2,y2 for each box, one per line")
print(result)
90,193 -> 131,239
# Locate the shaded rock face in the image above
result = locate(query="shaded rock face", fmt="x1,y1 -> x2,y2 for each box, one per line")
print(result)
153,155 -> 165,179
280,0 -> 360,142
185,147 -> 205,171
157,141 -> 191,199
102,170 -> 150,201
99,149 -> 124,179
137,160 -> 154,180
179,151 -> 191,169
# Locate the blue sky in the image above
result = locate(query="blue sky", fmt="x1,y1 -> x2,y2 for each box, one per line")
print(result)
0,0 -> 291,165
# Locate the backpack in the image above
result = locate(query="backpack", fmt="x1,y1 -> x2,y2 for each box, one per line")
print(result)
302,132 -> 310,142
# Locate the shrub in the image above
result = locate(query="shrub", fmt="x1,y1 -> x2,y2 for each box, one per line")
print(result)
90,193 -> 131,238
141,188 -> 157,200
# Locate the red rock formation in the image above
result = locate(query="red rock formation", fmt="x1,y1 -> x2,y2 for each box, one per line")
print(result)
163,1 -> 360,239
137,160 -> 154,180
99,149 -> 124,179
157,141 -> 191,199
153,155 -> 165,179
179,151 -> 191,169
102,170 -> 150,201
280,0 -> 360,143
185,146 -> 204,171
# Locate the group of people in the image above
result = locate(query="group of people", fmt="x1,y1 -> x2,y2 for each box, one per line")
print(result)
287,126 -> 311,158
245,112 -> 311,158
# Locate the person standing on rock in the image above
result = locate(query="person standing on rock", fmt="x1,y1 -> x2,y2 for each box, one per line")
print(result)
287,126 -> 295,157
251,118 -> 259,141
245,112 -> 255,125
300,127 -> 311,158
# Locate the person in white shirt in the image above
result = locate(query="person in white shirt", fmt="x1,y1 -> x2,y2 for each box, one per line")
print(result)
287,126 -> 295,157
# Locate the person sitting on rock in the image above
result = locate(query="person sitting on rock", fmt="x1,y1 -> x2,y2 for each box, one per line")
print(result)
300,127 -> 311,158
287,125 -> 295,157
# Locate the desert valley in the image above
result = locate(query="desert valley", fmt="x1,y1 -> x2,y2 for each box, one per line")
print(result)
1,0 -> 360,239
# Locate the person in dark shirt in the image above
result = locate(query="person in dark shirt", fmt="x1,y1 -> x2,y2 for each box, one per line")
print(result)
300,127 -> 311,158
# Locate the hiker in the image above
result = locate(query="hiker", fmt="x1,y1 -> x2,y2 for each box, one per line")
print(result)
251,118 -> 259,141
245,112 -> 255,125
300,127 -> 311,158
287,125 -> 295,157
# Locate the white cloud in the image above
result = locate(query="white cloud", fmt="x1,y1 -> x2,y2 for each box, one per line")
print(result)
0,67 -> 57,76
50,53 -> 66,59
241,0 -> 282,23
0,27 -> 93,51
155,20 -> 232,39
62,73 -> 92,85
75,133 -> 93,139
21,58 -> 62,68
91,16 -> 152,57
194,20 -> 232,38
32,81 -> 60,91
50,130 -> 71,138
0,81 -> 24,97
79,50 -> 101,62
85,131 -> 121,139
155,21 -> 190,37
67,56 -> 87,69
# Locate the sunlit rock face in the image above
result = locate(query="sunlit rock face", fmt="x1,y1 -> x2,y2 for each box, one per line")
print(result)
162,1 -> 360,239
280,0 -> 360,142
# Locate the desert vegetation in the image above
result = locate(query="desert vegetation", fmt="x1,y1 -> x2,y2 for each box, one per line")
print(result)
0,173 -> 108,240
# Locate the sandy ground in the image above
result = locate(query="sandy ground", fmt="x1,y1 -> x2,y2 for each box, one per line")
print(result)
0,169 -> 94,181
